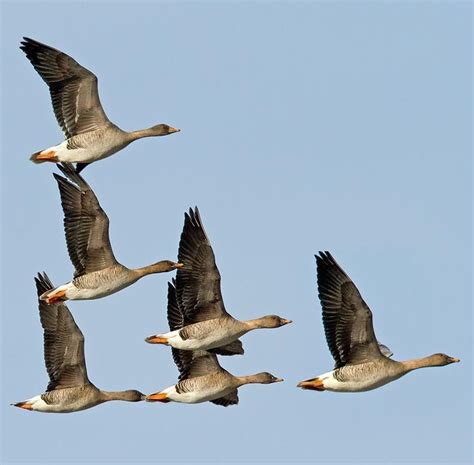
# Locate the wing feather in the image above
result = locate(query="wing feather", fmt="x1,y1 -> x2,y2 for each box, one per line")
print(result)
175,207 -> 230,324
54,163 -> 117,277
20,37 -> 111,138
35,272 -> 90,390
316,252 -> 384,368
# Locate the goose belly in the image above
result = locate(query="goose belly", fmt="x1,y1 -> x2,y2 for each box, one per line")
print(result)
168,320 -> 246,350
321,367 -> 404,392
67,283 -> 128,300
167,385 -> 233,404
21,394 -> 98,413
169,332 -> 240,351
56,130 -> 131,163
70,271 -> 137,300
56,145 -> 95,163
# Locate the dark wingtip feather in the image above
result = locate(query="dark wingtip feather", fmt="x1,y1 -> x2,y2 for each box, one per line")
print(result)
34,272 -> 54,297
168,280 -> 177,293
316,251 -> 338,267
19,36 -> 34,51
54,162 -> 88,190
19,37 -> 44,60
75,163 -> 88,174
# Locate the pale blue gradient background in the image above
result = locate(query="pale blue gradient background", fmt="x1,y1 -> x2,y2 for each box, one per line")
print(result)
1,1 -> 471,464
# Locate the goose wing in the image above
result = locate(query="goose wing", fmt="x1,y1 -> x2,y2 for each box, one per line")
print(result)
175,207 -> 231,324
210,390 -> 239,407
53,162 -> 117,278
35,272 -> 90,391
20,37 -> 111,138
183,351 -> 224,379
173,351 -> 225,391
184,353 -> 239,406
167,280 -> 193,381
316,251 -> 384,368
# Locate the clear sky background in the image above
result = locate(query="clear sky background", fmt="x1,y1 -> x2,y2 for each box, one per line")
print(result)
1,1 -> 471,464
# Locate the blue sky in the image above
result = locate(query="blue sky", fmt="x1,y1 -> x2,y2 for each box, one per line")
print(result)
1,1 -> 472,464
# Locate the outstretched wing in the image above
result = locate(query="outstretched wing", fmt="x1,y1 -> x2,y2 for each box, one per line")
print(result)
176,207 -> 230,324
316,252 -> 384,368
53,162 -> 117,277
35,272 -> 90,391
210,389 -> 239,407
20,37 -> 111,138
167,280 -> 193,381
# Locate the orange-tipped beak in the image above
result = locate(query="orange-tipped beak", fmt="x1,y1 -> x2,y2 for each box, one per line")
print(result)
145,336 -> 169,345
168,127 -> 180,134
146,392 -> 170,403
297,378 -> 325,391
13,401 -> 33,410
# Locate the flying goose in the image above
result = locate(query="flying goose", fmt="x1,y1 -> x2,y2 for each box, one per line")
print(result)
146,283 -> 283,405
20,37 -> 179,173
13,273 -> 145,413
41,163 -> 182,304
297,252 -> 460,393
145,207 -> 291,354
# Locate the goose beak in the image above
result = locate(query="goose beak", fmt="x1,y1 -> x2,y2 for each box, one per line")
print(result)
174,262 -> 184,269
450,357 -> 460,363
168,127 -> 180,134
281,319 -> 292,325
274,378 -> 284,383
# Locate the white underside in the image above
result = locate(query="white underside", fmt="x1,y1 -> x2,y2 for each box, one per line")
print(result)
160,384 -> 232,404
43,140 -> 119,163
316,370 -> 398,393
20,395 -> 51,412
46,281 -> 130,301
156,329 -> 243,351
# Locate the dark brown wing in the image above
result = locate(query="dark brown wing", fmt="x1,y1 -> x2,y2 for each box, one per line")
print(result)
176,207 -> 230,324
35,272 -> 90,391
316,252 -> 383,368
167,280 -> 192,381
183,351 -> 224,379
211,389 -> 239,407
53,163 -> 117,277
20,37 -> 111,138
208,340 -> 244,355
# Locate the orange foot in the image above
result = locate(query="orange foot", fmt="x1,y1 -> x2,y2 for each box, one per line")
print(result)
45,289 -> 67,305
146,392 -> 170,403
31,149 -> 58,164
13,401 -> 33,410
297,377 -> 326,391
145,336 -> 169,345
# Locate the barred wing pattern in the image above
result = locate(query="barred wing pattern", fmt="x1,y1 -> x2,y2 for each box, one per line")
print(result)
316,252 -> 383,368
35,272 -> 90,391
20,37 -> 111,139
53,163 -> 117,278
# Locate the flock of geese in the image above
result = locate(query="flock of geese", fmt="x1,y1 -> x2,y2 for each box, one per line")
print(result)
13,38 -> 460,413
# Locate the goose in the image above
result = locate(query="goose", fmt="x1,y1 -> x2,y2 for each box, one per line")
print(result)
41,163 -> 182,304
13,273 -> 145,413
20,37 -> 179,173
145,207 -> 291,354
146,283 -> 283,406
297,252 -> 460,393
